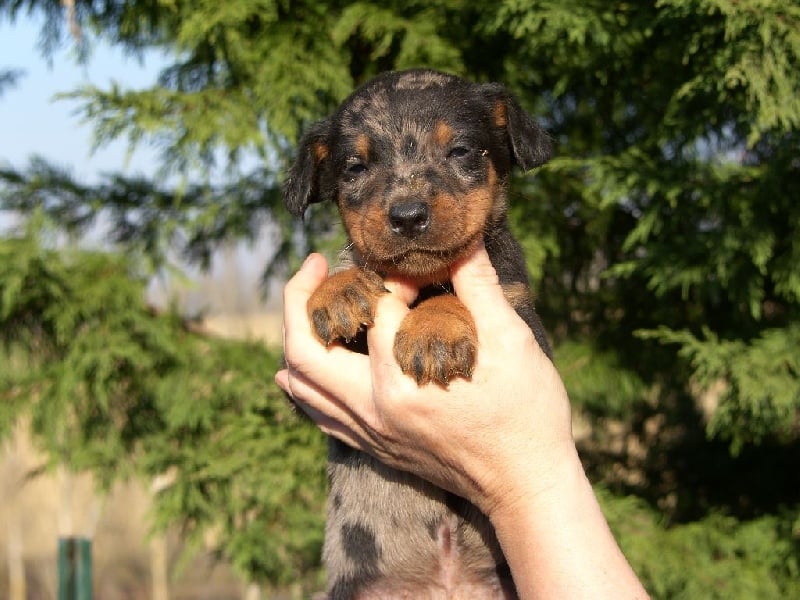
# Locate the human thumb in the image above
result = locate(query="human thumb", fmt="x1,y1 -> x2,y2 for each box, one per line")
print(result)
449,242 -> 511,317
282,253 -> 330,346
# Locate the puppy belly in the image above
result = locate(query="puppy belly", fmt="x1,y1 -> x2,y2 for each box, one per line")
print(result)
324,440 -> 517,600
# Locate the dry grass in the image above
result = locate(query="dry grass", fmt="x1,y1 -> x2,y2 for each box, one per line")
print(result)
0,423 -> 248,600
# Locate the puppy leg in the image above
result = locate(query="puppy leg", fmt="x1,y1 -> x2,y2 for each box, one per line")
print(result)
307,268 -> 387,345
393,295 -> 478,386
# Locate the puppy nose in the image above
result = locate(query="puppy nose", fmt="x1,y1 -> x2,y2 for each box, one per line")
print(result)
388,201 -> 431,237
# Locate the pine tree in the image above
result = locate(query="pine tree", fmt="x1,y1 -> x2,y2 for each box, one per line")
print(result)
494,0 -> 800,453
0,220 -> 327,586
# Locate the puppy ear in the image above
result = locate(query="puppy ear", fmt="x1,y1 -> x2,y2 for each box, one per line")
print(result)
485,85 -> 553,171
283,119 -> 332,217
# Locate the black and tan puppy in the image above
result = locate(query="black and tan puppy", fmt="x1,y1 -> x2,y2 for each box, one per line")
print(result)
284,69 -> 552,599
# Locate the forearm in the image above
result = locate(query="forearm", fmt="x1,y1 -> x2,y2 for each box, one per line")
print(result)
489,448 -> 649,600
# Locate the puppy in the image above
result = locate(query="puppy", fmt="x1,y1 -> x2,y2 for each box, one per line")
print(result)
284,69 -> 552,599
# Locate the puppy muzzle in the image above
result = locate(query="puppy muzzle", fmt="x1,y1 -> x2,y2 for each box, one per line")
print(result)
388,201 -> 431,237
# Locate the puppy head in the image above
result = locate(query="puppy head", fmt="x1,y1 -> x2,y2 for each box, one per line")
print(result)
284,69 -> 552,281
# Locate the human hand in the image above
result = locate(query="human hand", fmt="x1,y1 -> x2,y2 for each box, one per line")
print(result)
275,242 -> 575,518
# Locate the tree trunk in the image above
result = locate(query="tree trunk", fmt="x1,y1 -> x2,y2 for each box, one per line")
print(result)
7,502 -> 25,600
150,534 -> 169,600
149,474 -> 174,600
243,582 -> 261,600
3,426 -> 26,600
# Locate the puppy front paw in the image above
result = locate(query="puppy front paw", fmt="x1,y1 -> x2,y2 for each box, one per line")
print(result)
307,268 -> 387,345
393,295 -> 477,386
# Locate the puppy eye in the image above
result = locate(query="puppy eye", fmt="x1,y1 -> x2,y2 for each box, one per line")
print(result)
344,161 -> 367,180
347,163 -> 367,175
447,146 -> 471,159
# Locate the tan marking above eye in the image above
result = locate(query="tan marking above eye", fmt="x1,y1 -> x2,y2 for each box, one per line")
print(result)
355,134 -> 371,160
433,121 -> 455,147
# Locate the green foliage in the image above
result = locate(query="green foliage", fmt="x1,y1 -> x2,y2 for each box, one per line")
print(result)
0,219 -> 181,480
0,224 -> 326,584
331,2 -> 464,77
144,339 -> 327,586
658,0 -> 800,145
0,157 -> 284,269
555,339 -> 649,418
599,489 -> 800,599
640,325 -> 800,453
489,0 -> 800,457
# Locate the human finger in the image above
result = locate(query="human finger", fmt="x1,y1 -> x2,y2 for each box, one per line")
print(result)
449,242 -> 535,347
282,253 -> 330,339
382,276 -> 420,307
365,280 -> 419,390
275,368 -> 371,451
281,331 -> 373,411
449,242 -> 509,316
280,254 -> 373,399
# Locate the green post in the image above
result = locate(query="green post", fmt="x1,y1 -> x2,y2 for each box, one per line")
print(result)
58,537 -> 92,600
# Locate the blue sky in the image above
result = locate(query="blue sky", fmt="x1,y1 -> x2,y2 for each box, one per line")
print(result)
0,15 -> 163,182
0,16 -> 281,313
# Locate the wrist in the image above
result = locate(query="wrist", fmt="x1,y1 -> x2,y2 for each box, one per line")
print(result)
481,437 -> 583,525
484,445 -> 649,599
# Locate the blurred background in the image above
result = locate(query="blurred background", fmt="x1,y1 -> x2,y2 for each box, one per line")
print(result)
1,1 -> 798,598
